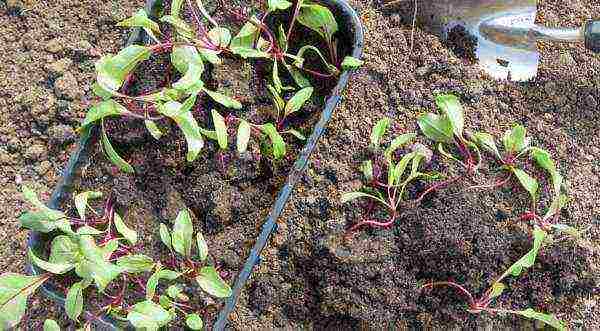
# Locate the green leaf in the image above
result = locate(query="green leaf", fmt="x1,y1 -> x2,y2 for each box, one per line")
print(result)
172,209 -> 194,257
199,48 -> 222,64
29,248 -> 74,274
295,45 -> 339,75
297,4 -> 338,42
204,89 -> 242,109
0,273 -> 49,329
360,160 -> 373,182
236,120 -> 251,153
101,239 -> 119,261
195,266 -> 232,298
43,319 -> 61,331
283,62 -> 311,88
116,254 -> 155,273
117,9 -> 161,42
166,284 -> 183,300
49,236 -> 80,265
392,152 -> 417,186
211,109 -> 228,150
74,236 -> 122,292
268,0 -> 292,12
384,133 -> 417,161
231,20 -> 260,49
230,47 -> 271,59
370,117 -> 391,148
82,100 -> 129,129
101,127 -> 134,173
435,94 -> 464,136
285,87 -> 313,117
95,45 -> 151,91
506,226 -> 546,277
515,308 -> 567,331
21,186 -> 65,221
170,0 -> 184,17
146,268 -> 181,300
341,192 -> 387,206
488,282 -> 505,299
417,113 -> 454,143
208,27 -> 231,48
186,313 -> 204,330
196,232 -> 208,261
511,168 -> 539,202
18,211 -> 67,233
261,123 -> 286,159
171,46 -> 205,94
74,191 -> 102,221
113,213 -> 137,245
159,224 -> 172,250
277,24 -> 288,52
341,56 -> 364,70
472,132 -> 501,159
157,96 -> 204,162
160,15 -> 194,39
65,281 -> 84,322
502,124 -> 529,155
127,300 -> 172,330
145,120 -> 164,140
75,226 -> 103,235
286,128 -> 306,140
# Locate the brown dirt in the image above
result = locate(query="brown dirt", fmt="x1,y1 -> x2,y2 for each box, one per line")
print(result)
1,0 -> 599,330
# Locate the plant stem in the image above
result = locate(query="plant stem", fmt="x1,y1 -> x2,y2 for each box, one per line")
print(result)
286,0 -> 302,43
415,175 -> 461,203
421,281 -> 476,308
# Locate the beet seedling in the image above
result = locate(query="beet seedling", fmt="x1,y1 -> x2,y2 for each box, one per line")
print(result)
6,186 -> 231,329
341,118 -> 441,231
421,226 -> 567,330
83,0 -> 363,172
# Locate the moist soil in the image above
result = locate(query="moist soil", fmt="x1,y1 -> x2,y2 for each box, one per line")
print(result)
1,0 -> 599,330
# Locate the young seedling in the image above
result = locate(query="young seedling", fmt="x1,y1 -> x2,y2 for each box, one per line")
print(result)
341,118 -> 441,231
6,186 -> 231,329
420,226 -> 567,330
83,0 -> 364,172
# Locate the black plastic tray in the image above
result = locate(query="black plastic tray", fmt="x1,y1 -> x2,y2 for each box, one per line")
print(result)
27,0 -> 364,329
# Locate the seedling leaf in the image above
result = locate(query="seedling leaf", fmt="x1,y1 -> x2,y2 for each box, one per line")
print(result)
370,118 -> 390,148
196,232 -> 208,261
144,120 -> 164,140
208,27 -> 231,48
231,20 -> 260,49
435,94 -> 464,136
511,168 -> 539,202
101,128 -> 134,173
384,133 -> 417,161
49,236 -> 80,265
117,9 -> 161,42
360,160 -> 373,182
158,96 -> 204,162
341,192 -> 387,206
502,125 -> 529,155
204,89 -> 243,109
515,309 -> 567,331
186,313 -> 204,330
489,282 -> 505,299
116,254 -> 155,273
195,266 -> 232,298
28,248 -> 74,274
472,132 -> 501,159
236,120 -> 251,153
506,226 -> 546,277
21,186 -> 65,221
341,56 -> 364,70
230,47 -> 271,59
285,87 -> 313,117
65,281 -> 84,322
261,123 -> 286,159
0,273 -> 48,329
82,100 -> 129,129
172,209 -> 194,257
74,191 -> 102,221
211,110 -> 228,150
297,4 -> 338,42
146,269 -> 181,300
95,45 -> 151,92
127,300 -> 172,330
417,113 -> 454,143
171,45 -> 205,93
159,223 -> 172,250
268,0 -> 292,12
43,319 -> 60,331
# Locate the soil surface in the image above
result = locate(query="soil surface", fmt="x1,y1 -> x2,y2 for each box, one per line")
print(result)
1,0 -> 599,330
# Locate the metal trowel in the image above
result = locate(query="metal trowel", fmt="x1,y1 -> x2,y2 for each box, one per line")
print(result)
390,0 -> 600,81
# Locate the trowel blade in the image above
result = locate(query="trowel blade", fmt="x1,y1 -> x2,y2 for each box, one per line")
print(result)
413,0 -> 540,81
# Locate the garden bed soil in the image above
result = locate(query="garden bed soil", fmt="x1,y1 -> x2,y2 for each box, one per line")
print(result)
2,0 -> 599,329
26,0 -> 357,328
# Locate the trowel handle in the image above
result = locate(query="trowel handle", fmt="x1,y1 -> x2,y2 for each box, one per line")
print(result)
585,20 -> 600,53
